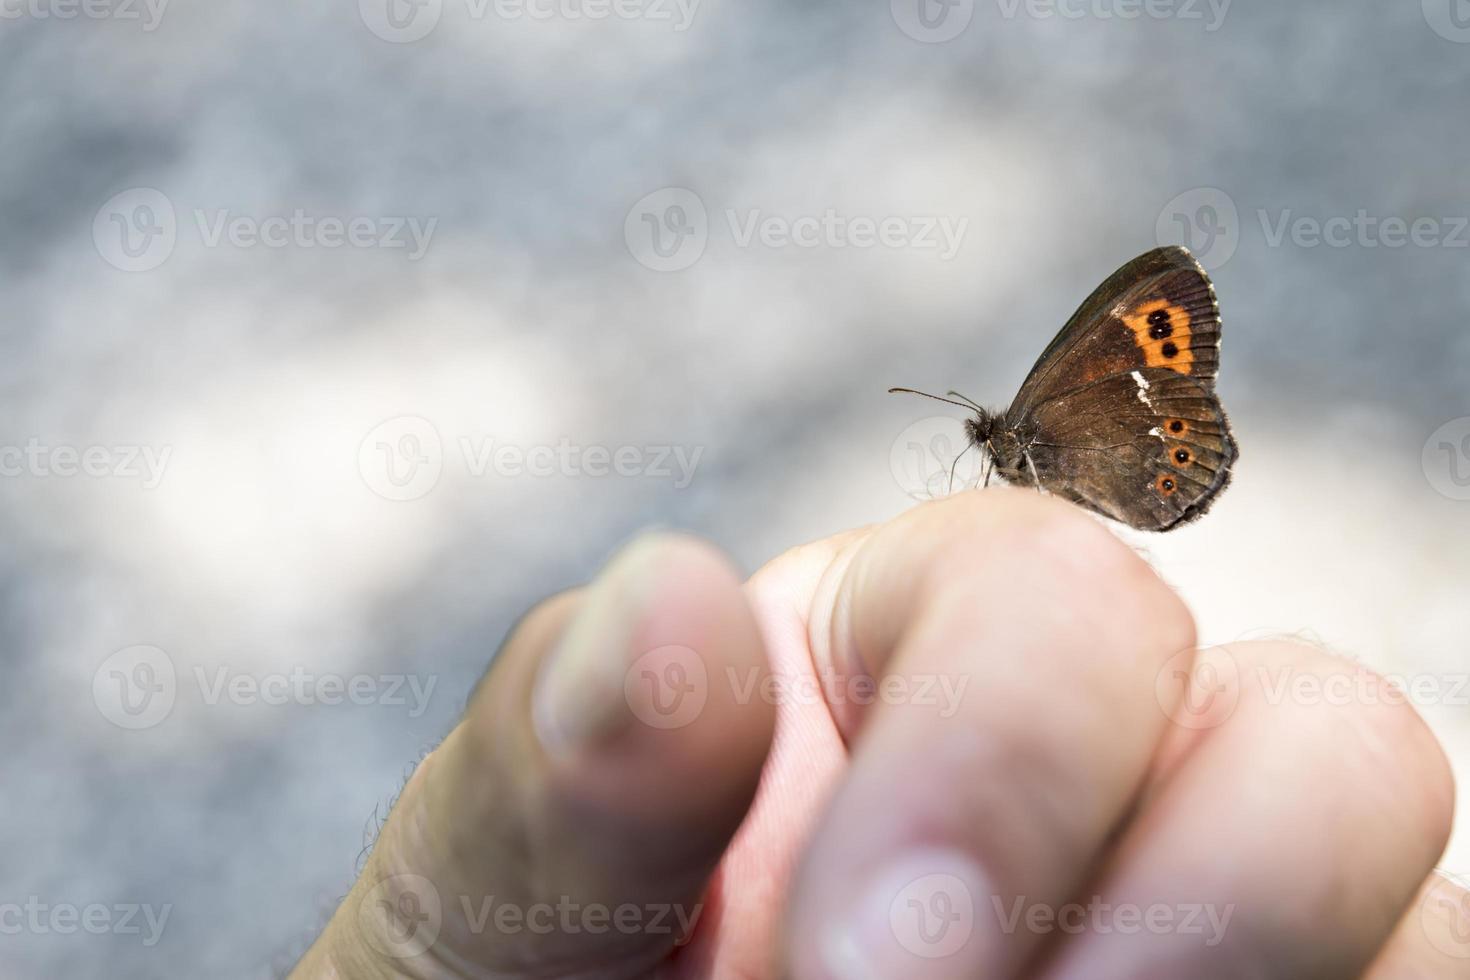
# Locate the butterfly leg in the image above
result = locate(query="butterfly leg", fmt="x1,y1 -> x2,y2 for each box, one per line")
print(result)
945,446 -> 965,496
1025,452 -> 1042,492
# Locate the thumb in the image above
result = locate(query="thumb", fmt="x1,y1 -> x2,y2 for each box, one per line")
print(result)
294,533 -> 775,979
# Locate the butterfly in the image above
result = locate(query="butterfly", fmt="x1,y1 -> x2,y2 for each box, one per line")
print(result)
892,246 -> 1237,532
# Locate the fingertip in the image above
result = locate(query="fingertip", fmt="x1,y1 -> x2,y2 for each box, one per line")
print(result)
525,531 -> 774,828
1246,641 -> 1457,862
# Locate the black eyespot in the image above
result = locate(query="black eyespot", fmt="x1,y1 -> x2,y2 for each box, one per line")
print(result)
1161,478 -> 1175,492
1149,322 -> 1173,340
1169,420 -> 1185,433
1174,449 -> 1191,464
1148,309 -> 1170,325
1161,341 -> 1180,358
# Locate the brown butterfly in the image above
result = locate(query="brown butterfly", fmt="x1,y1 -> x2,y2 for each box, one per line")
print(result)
893,246 -> 1237,531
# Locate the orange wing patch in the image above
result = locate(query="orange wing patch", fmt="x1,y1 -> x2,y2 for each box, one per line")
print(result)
1122,300 -> 1194,374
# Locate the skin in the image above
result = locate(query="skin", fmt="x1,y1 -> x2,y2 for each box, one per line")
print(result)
291,489 -> 1465,979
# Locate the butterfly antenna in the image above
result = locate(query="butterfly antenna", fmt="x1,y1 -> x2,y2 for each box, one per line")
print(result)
887,387 -> 981,412
945,390 -> 986,413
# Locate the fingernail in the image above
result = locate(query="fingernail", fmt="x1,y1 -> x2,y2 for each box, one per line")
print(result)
532,535 -> 663,756
820,848 -> 992,980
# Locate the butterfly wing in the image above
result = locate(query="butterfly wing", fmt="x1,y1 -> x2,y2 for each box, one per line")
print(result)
1008,245 -> 1223,419
1005,246 -> 1235,531
1020,367 -> 1237,530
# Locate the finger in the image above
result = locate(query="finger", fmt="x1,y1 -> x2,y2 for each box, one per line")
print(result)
1037,641 -> 1455,980
299,533 -> 775,980
1366,872 -> 1470,977
786,488 -> 1197,980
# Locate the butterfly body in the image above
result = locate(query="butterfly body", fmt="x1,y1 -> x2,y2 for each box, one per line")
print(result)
897,246 -> 1238,532
963,411 -> 1033,486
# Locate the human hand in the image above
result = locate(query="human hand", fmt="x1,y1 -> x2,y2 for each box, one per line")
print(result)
292,489 -> 1461,979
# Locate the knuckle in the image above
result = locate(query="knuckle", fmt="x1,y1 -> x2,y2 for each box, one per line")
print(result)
1250,641 -> 1456,848
999,492 -> 1194,649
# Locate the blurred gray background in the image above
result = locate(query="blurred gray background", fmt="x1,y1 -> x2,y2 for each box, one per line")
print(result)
3,0 -> 1470,975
